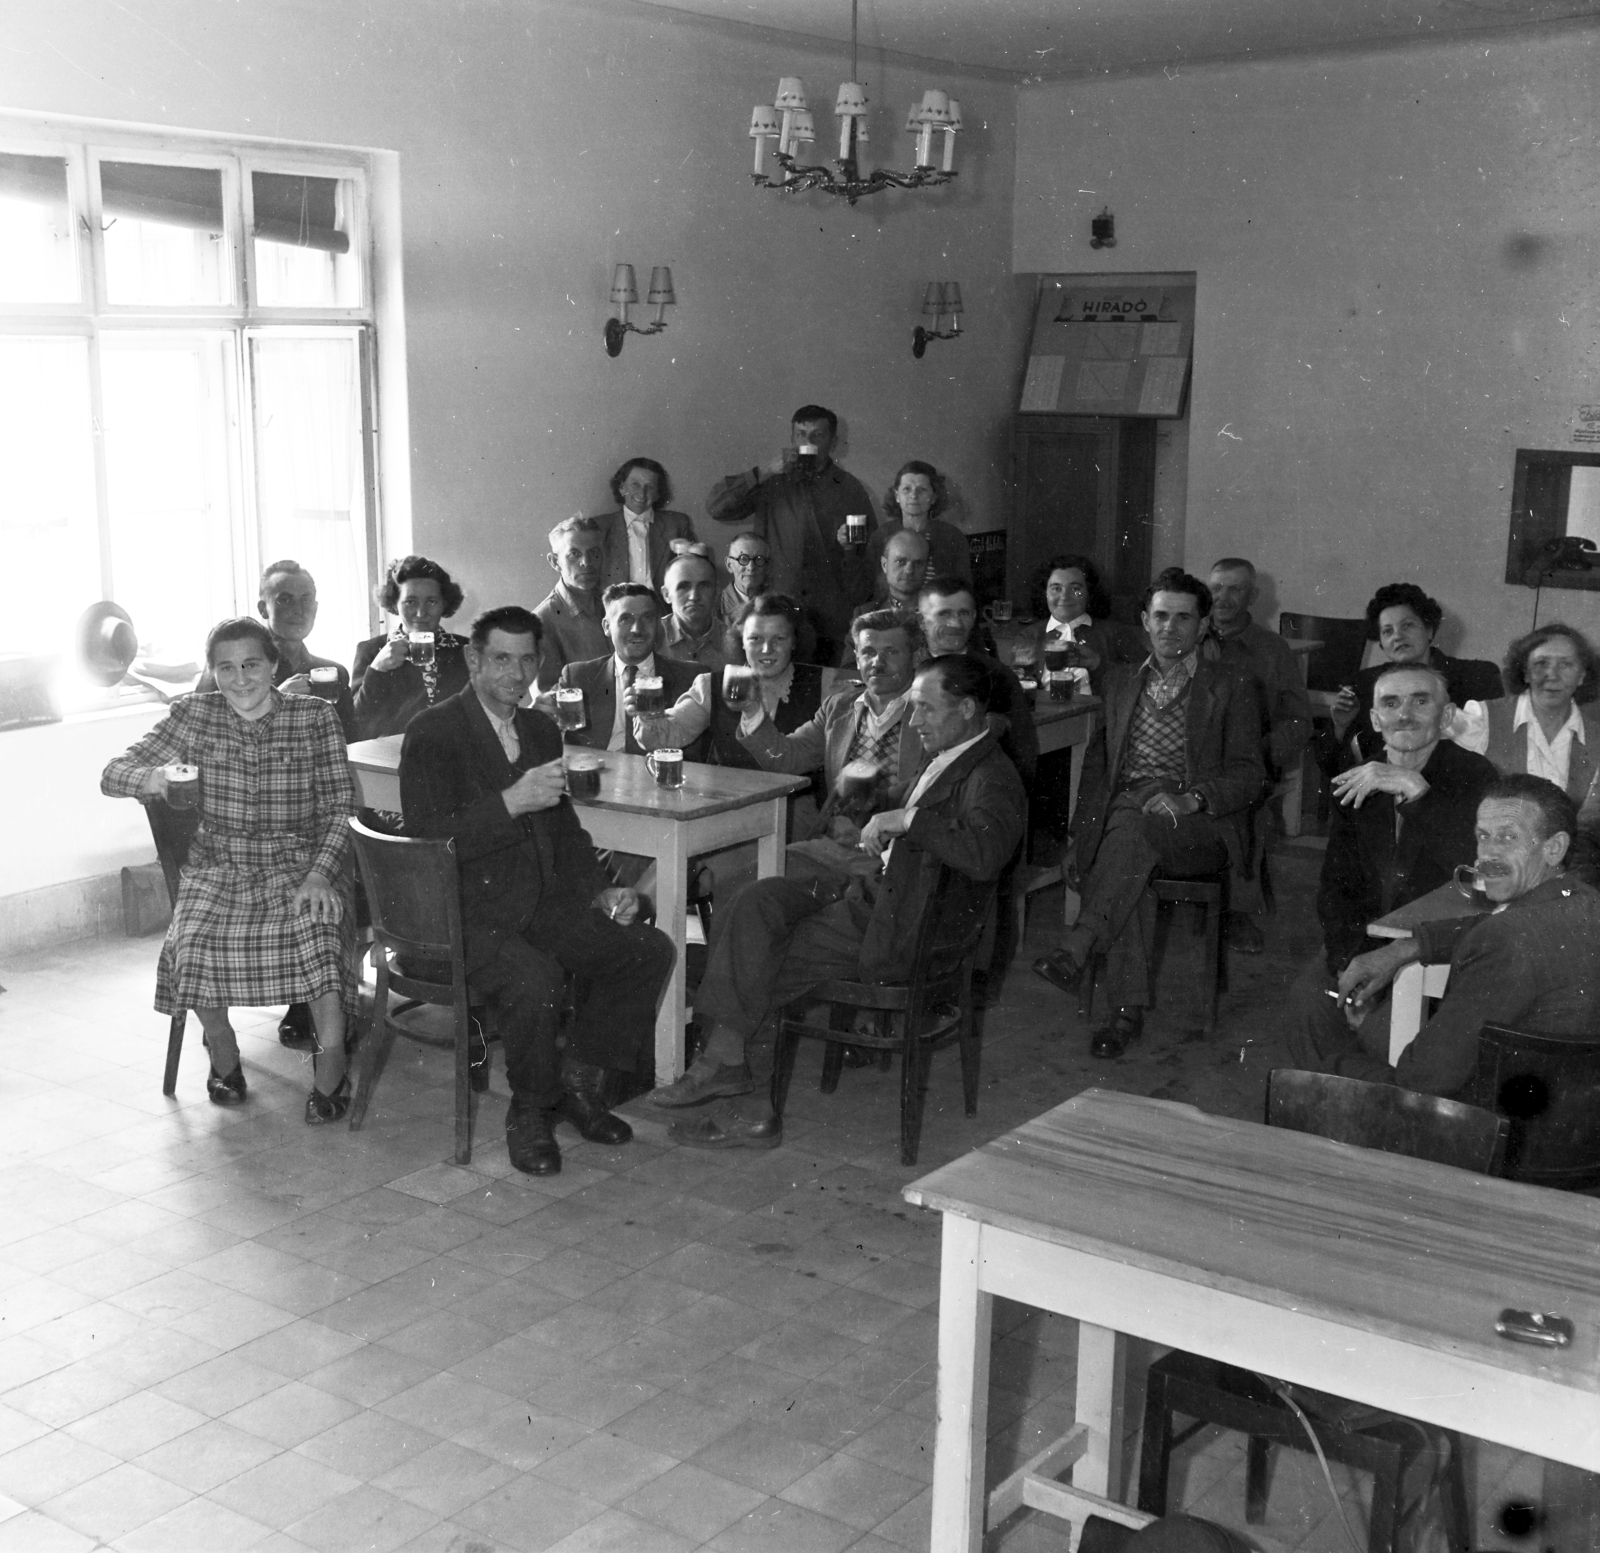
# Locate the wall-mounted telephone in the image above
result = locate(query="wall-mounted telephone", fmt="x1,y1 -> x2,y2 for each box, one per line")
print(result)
1524,534 -> 1598,585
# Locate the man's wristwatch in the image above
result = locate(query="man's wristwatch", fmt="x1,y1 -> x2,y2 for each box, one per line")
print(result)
1186,790 -> 1209,813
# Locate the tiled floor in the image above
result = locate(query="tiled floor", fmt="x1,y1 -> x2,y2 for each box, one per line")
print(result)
0,848 -> 1540,1550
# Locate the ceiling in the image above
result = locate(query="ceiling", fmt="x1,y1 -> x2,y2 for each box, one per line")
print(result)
630,0 -> 1600,79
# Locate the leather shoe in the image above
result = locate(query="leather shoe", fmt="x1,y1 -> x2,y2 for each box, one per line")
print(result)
278,1002 -> 315,1049
1090,1007 -> 1144,1060
1032,948 -> 1086,996
205,1063 -> 247,1107
1225,911 -> 1264,954
650,1061 -> 754,1109
506,1105 -> 561,1176
555,1088 -> 633,1145
670,1112 -> 783,1150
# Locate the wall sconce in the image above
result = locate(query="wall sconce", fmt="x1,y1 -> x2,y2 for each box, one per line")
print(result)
604,264 -> 675,357
912,281 -> 963,358
1090,208 -> 1116,249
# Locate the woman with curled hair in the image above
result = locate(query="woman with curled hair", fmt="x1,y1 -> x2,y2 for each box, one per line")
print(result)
1335,581 -> 1503,761
597,456 -> 699,591
102,617 -> 358,1120
710,593 -> 829,770
1024,552 -> 1141,694
861,460 -> 972,587
351,555 -> 470,739
1449,623 -> 1600,808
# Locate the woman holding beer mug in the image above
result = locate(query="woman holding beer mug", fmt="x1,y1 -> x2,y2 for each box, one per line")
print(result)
858,461 -> 973,587
350,555 -> 470,739
710,594 -> 827,772
102,617 -> 359,1120
1027,553 -> 1139,696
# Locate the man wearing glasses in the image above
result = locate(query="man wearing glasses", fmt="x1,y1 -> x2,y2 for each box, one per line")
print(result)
718,533 -> 771,632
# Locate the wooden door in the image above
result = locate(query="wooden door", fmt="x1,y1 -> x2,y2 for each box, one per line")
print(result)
1009,415 -> 1155,621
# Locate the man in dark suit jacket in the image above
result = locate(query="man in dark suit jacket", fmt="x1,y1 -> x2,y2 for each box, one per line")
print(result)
652,656 -> 1024,1148
1033,568 -> 1267,1057
1285,661 -> 1499,1080
1292,774 -> 1600,1096
593,457 -> 699,593
400,606 -> 674,1176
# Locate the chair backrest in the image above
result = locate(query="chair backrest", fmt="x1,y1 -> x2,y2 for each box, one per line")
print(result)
349,816 -> 464,968
1277,610 -> 1369,694
143,799 -> 201,905
1462,1023 -> 1600,1188
1266,1068 -> 1508,1175
912,863 -> 996,994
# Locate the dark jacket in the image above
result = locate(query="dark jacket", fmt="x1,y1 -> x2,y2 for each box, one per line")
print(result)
556,653 -> 710,761
1316,738 -> 1498,976
967,646 -> 1039,788
349,631 -> 470,740
591,507 -> 700,593
1026,617 -> 1143,698
709,662 -> 827,772
1202,616 -> 1312,780
1385,877 -> 1600,1096
399,688 -> 609,973
1071,657 -> 1267,877
858,724 -> 1025,982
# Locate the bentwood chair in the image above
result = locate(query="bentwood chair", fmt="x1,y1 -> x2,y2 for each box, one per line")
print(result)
1464,1022 -> 1600,1189
770,864 -> 994,1166
143,798 -> 201,1095
1135,1069 -> 1495,1551
347,817 -> 478,1163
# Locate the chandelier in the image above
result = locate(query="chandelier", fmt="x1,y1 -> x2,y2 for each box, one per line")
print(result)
746,1 -> 962,205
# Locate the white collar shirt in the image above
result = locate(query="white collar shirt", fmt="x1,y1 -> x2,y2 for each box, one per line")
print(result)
476,691 -> 520,761
1516,691 -> 1586,790
623,508 -> 654,586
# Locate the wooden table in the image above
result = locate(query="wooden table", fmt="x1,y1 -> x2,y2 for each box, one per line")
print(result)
346,736 -> 806,1082
1033,691 -> 1100,819
905,1089 -> 1600,1553
1368,879 -> 1491,1063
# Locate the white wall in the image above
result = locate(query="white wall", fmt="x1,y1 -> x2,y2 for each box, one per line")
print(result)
0,0 -> 1030,917
1013,22 -> 1600,654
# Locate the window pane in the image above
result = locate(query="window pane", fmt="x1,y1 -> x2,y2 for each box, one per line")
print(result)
0,337 -> 98,656
250,331 -> 369,658
0,153 -> 78,303
252,171 -> 359,308
101,333 -> 239,664
101,161 -> 229,305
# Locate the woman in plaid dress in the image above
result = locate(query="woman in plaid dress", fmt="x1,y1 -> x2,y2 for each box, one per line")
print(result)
102,617 -> 359,1121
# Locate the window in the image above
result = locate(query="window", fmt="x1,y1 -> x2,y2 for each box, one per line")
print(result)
0,120 -> 387,709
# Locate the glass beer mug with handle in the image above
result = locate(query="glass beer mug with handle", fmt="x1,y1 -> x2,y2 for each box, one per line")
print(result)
555,686 -> 587,732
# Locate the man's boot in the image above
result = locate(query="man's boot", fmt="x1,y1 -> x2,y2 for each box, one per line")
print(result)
506,1099 -> 561,1176
555,1056 -> 633,1145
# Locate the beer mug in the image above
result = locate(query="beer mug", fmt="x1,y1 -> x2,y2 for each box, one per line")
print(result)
794,442 -> 820,475
646,748 -> 684,788
1453,863 -> 1492,903
163,763 -> 200,810
633,674 -> 665,717
407,631 -> 436,667
565,754 -> 601,800
555,686 -> 587,732
984,599 -> 1014,624
309,666 -> 341,700
836,759 -> 880,804
1048,669 -> 1077,703
845,513 -> 867,548
1043,643 -> 1071,675
722,664 -> 757,708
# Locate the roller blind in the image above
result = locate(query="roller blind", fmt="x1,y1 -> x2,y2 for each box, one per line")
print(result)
100,161 -> 224,234
252,171 -> 349,255
0,152 -> 68,208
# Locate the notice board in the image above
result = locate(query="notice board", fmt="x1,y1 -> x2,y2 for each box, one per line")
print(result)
1018,277 -> 1194,418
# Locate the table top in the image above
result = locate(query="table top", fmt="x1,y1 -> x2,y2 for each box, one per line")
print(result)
904,1090 -> 1600,1394
1368,878 -> 1494,940
1032,693 -> 1101,729
347,735 -> 806,821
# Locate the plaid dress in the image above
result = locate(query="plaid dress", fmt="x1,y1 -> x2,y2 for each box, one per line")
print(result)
102,691 -> 358,1016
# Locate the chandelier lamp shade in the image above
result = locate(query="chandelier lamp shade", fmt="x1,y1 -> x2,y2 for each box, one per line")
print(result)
604,263 -> 675,357
912,281 -> 963,358
747,4 -> 962,203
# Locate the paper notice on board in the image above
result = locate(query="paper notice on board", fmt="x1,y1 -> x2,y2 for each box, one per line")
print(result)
1076,361 -> 1130,404
1080,323 -> 1138,361
1140,321 -> 1183,356
1138,357 -> 1187,416
1020,355 -> 1065,411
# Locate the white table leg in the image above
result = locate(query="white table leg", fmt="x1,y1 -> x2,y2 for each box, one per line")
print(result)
1071,1320 -> 1126,1499
756,797 -> 784,878
1389,962 -> 1425,1066
930,1213 -> 992,1553
654,818 -> 689,1084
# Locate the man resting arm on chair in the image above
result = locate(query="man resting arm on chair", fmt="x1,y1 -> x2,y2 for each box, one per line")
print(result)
653,655 -> 1024,1149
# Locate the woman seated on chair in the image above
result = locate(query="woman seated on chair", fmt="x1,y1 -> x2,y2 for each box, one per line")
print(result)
350,554 -> 470,739
101,616 -> 359,1120
1025,552 -> 1141,695
1330,581 -> 1503,762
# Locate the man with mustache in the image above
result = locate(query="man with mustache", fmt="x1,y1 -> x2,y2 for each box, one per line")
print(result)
1283,661 -> 1496,1073
1290,773 -> 1600,1095
1031,568 -> 1266,1057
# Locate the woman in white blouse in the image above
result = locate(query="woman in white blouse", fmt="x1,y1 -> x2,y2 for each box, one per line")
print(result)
1452,623 -> 1600,816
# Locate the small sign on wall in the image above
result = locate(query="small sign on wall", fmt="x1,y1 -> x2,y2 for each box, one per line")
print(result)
1573,404 -> 1600,446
